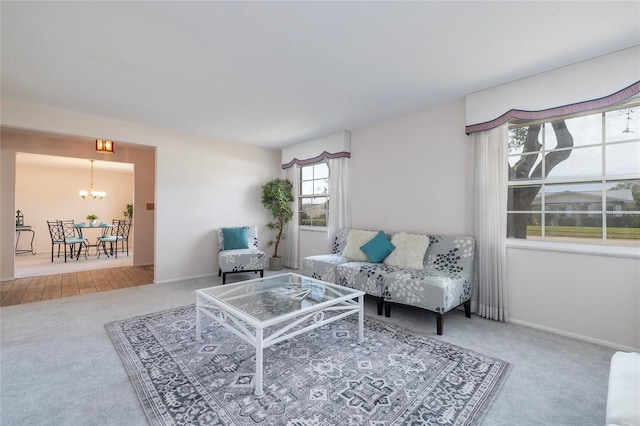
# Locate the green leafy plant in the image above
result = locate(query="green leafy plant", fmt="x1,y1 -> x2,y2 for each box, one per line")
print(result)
123,204 -> 133,220
261,179 -> 293,258
86,214 -> 99,220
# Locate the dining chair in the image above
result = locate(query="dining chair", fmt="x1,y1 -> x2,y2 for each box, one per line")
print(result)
118,220 -> 132,256
46,220 -> 89,262
57,219 -> 78,257
97,220 -> 131,258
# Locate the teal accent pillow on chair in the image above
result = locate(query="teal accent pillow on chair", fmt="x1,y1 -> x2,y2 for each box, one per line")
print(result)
222,227 -> 249,250
360,231 -> 395,263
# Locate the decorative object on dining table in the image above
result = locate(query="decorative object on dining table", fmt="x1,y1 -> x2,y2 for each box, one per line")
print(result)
86,214 -> 99,227
15,210 -> 24,226
79,159 -> 106,199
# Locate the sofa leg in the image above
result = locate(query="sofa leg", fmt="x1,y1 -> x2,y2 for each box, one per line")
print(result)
222,272 -> 227,285
260,269 -> 264,278
385,302 -> 390,318
218,268 -> 221,277
436,313 -> 443,335
377,298 -> 383,315
464,300 -> 471,318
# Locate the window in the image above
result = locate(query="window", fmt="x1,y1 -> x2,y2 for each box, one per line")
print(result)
299,162 -> 329,227
507,102 -> 640,247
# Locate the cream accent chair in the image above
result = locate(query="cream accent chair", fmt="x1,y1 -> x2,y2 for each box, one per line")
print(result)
218,226 -> 266,284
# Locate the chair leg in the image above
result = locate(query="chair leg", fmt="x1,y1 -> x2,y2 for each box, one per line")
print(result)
97,241 -> 109,258
222,272 -> 227,285
218,268 -> 221,277
260,269 -> 264,278
385,301 -> 391,318
377,298 -> 383,315
436,313 -> 443,335
464,300 -> 471,318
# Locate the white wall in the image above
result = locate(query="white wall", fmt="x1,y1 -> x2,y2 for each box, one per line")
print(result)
297,102 -> 475,264
15,162 -> 134,253
507,248 -> 639,350
350,100 -> 474,235
154,139 -> 278,282
0,99 -> 281,283
343,98 -> 638,350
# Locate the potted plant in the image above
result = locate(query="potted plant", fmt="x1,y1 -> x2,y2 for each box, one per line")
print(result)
261,178 -> 293,271
123,204 -> 133,221
86,214 -> 99,226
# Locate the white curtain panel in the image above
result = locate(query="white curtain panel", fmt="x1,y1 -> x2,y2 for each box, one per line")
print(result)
284,165 -> 300,269
328,157 -> 351,242
474,124 -> 509,322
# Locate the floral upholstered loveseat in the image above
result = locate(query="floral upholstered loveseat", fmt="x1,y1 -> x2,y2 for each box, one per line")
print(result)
302,228 -> 475,335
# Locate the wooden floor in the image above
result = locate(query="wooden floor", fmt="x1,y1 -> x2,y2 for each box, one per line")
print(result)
0,266 -> 154,307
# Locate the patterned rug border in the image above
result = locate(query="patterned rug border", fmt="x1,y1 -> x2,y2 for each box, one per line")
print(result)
106,304 -> 512,426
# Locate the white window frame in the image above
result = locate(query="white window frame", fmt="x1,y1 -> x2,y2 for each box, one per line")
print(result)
507,101 -> 640,253
299,161 -> 329,229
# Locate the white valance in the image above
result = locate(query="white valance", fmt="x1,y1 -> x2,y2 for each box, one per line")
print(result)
282,130 -> 351,169
465,46 -> 640,134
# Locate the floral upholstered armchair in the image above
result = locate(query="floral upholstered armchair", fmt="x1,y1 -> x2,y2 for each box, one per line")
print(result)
218,226 -> 266,284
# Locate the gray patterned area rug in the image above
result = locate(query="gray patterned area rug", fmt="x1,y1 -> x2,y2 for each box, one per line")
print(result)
105,305 -> 511,426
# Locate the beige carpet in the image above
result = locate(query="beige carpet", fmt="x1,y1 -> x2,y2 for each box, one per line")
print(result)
14,250 -> 133,278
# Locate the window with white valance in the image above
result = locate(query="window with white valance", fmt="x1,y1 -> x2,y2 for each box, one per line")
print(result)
468,47 -> 639,321
281,131 -> 351,267
507,100 -> 640,247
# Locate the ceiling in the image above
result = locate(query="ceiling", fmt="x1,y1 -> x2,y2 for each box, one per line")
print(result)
2,1 -> 639,149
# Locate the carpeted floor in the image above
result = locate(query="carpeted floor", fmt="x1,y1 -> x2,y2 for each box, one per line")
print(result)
0,269 -> 618,425
106,304 -> 511,425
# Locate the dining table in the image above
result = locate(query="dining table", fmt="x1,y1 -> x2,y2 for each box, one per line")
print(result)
73,222 -> 114,256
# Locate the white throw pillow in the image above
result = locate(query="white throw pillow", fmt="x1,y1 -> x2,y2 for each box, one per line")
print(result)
383,232 -> 430,269
342,230 -> 379,261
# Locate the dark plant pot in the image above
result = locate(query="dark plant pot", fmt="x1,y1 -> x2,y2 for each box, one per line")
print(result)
269,257 -> 283,271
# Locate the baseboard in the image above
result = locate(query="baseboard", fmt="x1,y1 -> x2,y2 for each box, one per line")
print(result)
508,317 -> 639,352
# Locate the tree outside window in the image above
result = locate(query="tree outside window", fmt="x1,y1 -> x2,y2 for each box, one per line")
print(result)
507,102 -> 640,246
300,162 -> 329,227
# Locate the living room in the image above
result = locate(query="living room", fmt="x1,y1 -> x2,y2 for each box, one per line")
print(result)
1,2 -> 639,425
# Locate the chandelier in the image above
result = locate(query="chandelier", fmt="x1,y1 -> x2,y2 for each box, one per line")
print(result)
79,160 -> 106,199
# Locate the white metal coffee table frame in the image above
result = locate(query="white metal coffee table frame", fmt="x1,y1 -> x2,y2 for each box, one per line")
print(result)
195,273 -> 364,396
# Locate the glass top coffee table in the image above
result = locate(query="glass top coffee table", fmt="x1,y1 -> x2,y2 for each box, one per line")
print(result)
195,272 -> 364,396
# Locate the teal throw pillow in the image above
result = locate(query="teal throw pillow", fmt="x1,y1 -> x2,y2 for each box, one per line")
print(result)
360,231 -> 395,263
222,227 -> 249,250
